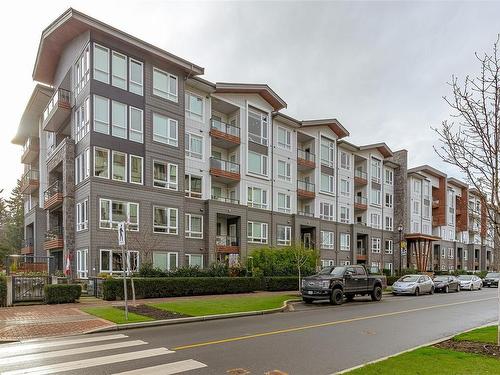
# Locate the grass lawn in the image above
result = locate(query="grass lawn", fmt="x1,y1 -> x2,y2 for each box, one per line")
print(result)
81,307 -> 154,324
454,325 -> 498,345
149,294 -> 298,317
347,347 -> 500,374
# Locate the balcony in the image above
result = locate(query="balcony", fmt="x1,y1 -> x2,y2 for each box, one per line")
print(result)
297,180 -> 315,199
42,88 -> 72,132
211,195 -> 240,205
354,196 -> 368,210
44,181 -> 63,210
210,119 -> 240,148
297,211 -> 314,218
297,149 -> 316,170
216,235 -> 240,254
357,247 -> 367,261
210,157 -> 240,182
20,170 -> 39,194
21,137 -> 40,164
44,227 -> 64,251
432,199 -> 440,209
354,170 -> 367,185
20,240 -> 34,255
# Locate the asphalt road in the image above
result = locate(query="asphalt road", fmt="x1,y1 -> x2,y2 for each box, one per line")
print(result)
1,288 -> 498,375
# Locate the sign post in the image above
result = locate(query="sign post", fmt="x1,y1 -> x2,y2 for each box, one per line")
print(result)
118,222 -> 128,321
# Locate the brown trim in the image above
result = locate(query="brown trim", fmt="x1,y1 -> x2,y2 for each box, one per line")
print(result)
44,193 -> 64,210
216,245 -> 240,254
209,129 -> 240,145
209,168 -> 240,181
297,157 -> 315,169
44,238 -> 64,251
297,189 -> 315,199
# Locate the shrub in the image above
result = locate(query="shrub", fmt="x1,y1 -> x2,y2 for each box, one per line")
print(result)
138,262 -> 232,278
249,246 -> 318,277
44,284 -> 81,304
386,276 -> 400,286
0,274 -> 6,307
262,276 -> 299,291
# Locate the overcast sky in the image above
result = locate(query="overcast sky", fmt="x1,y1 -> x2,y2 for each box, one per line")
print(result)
1,0 -> 499,197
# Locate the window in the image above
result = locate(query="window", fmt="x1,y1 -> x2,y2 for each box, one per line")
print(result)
100,249 -> 139,273
75,97 -> 90,142
277,127 -> 291,150
320,202 -> 334,221
129,155 -> 143,185
277,225 -> 292,246
340,151 -> 351,170
93,95 -> 109,134
186,254 -> 203,268
75,148 -> 90,184
111,51 -> 127,90
413,201 -> 420,214
99,199 -> 139,231
321,231 -> 335,249
385,262 -> 393,274
463,250 -> 468,260
385,169 -> 393,185
76,199 -> 88,231
321,137 -> 335,167
414,179 -> 421,194
153,68 -> 178,101
277,160 -> 291,181
341,260 -> 351,266
185,133 -> 203,159
112,151 -> 127,182
153,161 -> 178,190
277,192 -> 291,213
340,179 -> 350,197
423,200 -> 430,219
185,214 -> 203,238
94,147 -> 109,179
340,206 -> 350,223
111,101 -> 127,139
129,107 -> 143,143
247,187 -> 267,209
248,151 -> 268,176
153,206 -> 178,234
371,158 -> 381,182
322,259 -> 335,267
247,221 -> 268,243
153,113 -> 178,146
371,238 -> 381,253
153,252 -> 178,271
248,110 -> 268,146
385,240 -> 393,254
185,92 -> 203,121
129,58 -> 143,95
76,249 -> 88,278
448,248 -> 454,259
185,174 -> 202,198
320,173 -> 334,194
385,216 -> 393,231
371,188 -> 382,206
74,45 -> 90,96
340,233 -> 351,251
412,221 -> 421,233
384,193 -> 393,208
370,213 -> 381,229
93,44 -> 109,83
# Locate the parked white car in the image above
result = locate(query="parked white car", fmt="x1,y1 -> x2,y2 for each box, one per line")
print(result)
457,275 -> 482,290
392,274 -> 434,296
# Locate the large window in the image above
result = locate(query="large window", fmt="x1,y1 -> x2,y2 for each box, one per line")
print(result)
111,101 -> 127,139
185,133 -> 203,159
94,147 -> 109,179
129,59 -> 143,95
111,51 -> 127,90
93,95 -> 110,134
321,137 -> 335,167
76,249 -> 88,278
129,155 -> 143,185
185,174 -> 202,198
385,169 -> 393,185
153,206 -> 178,234
340,233 -> 350,251
320,173 -> 334,194
340,178 -> 350,197
185,92 -> 203,121
153,161 -> 178,190
277,192 -> 291,213
277,127 -> 291,150
340,151 -> 351,170
75,148 -> 90,185
248,151 -> 268,176
100,249 -> 139,273
385,216 -> 393,231
76,199 -> 88,231
99,199 -> 139,231
112,151 -> 127,182
370,213 -> 381,229
371,238 -> 381,253
371,188 -> 382,206
371,158 -> 382,183
321,231 -> 335,249
186,254 -> 203,268
340,206 -> 350,223
75,97 -> 90,142
129,107 -> 143,143
277,225 -> 291,246
248,110 -> 268,146
153,67 -> 178,102
277,160 -> 291,181
185,214 -> 203,238
385,193 -> 393,208
93,44 -> 109,84
320,202 -> 334,221
74,45 -> 90,96
153,113 -> 178,146
385,240 -> 393,254
247,187 -> 268,209
153,252 -> 178,271
247,221 -> 268,243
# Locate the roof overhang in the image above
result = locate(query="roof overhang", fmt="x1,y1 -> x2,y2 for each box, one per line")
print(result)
187,76 -> 216,94
215,82 -> 287,111
384,160 -> 400,169
405,233 -> 441,241
12,84 -> 53,145
447,177 -> 468,189
301,119 -> 349,139
408,165 -> 447,179
407,171 -> 428,180
272,112 -> 301,128
34,8 -> 204,84
359,143 -> 394,158
337,139 -> 358,152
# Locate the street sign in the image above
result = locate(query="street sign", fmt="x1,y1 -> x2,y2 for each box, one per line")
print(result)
400,240 -> 407,249
118,222 -> 126,246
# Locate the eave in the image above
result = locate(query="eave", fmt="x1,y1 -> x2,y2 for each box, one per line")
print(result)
301,119 -> 350,139
215,82 -> 287,111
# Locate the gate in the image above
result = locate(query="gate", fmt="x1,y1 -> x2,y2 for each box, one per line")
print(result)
12,276 -> 51,303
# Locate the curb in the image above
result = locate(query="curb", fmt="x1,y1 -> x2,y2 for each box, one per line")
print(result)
87,298 -> 301,333
333,321 -> 497,374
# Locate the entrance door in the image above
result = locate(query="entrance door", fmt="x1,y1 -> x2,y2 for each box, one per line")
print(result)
229,224 -> 237,245
303,233 -> 312,249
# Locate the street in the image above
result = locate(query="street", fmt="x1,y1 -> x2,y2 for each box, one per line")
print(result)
0,288 -> 498,375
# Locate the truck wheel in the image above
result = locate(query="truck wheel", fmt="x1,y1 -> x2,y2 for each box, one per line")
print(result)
371,286 -> 382,301
303,297 -> 313,304
330,288 -> 344,305
345,293 -> 355,302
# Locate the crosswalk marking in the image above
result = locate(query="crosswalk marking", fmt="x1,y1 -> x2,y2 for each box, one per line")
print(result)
1,340 -> 147,366
0,334 -> 128,358
2,348 -> 174,375
111,359 -> 207,375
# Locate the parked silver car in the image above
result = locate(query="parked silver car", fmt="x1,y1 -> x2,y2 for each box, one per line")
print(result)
457,275 -> 482,290
392,274 -> 434,296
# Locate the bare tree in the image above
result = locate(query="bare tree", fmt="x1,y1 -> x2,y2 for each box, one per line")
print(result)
433,36 -> 500,345
131,230 -> 163,266
292,244 -> 314,293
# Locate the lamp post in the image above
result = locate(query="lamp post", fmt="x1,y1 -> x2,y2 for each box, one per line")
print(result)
398,224 -> 404,275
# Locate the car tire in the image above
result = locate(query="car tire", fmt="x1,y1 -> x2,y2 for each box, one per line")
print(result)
345,293 -> 355,302
303,297 -> 313,304
371,286 -> 383,302
330,289 -> 344,305
430,286 -> 435,295
445,286 -> 449,294
414,287 -> 420,296
479,284 -> 482,290
457,285 -> 460,292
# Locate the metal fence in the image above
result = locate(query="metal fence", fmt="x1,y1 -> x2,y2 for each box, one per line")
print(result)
12,275 -> 51,303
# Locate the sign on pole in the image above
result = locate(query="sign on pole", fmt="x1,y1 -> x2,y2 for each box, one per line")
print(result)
118,222 -> 126,246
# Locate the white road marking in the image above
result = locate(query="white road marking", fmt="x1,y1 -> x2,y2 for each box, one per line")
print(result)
112,359 -> 208,375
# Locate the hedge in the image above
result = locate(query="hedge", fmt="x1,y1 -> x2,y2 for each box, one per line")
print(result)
0,275 -> 6,307
262,276 -> 299,291
44,284 -> 81,304
386,276 -> 399,286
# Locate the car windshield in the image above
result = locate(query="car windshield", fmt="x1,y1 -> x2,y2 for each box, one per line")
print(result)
399,275 -> 419,282
486,273 -> 500,278
318,266 -> 346,276
434,276 -> 448,282
458,275 -> 473,280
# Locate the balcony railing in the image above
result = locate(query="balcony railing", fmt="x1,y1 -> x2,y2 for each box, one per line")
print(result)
43,88 -> 71,123
216,236 -> 239,246
44,181 -> 63,210
355,170 -> 367,180
297,180 -> 315,193
211,195 -> 240,205
297,211 -> 314,217
210,157 -> 240,174
297,149 -> 315,163
210,119 -> 240,138
355,196 -> 368,205
357,248 -> 367,256
20,170 -> 40,194
21,137 -> 40,164
21,239 -> 34,255
45,226 -> 63,241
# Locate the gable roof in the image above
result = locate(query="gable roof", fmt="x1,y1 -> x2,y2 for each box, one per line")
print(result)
408,165 -> 447,178
215,82 -> 287,111
358,142 -> 394,158
301,119 -> 349,139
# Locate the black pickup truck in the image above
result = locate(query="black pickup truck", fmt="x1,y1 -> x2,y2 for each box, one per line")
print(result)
301,265 -> 386,305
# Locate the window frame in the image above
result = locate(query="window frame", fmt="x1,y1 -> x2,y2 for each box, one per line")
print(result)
185,174 -> 203,199
371,237 -> 381,253
111,50 -> 127,90
129,58 -> 144,96
100,249 -> 140,274
185,132 -> 203,160
320,202 -> 334,221
320,173 -> 335,195
153,160 -> 178,190
153,251 -> 178,271
185,213 -> 203,239
99,199 -> 139,231
247,221 -> 268,244
153,112 -> 178,146
277,225 -> 292,246
76,199 -> 88,232
247,151 -> 268,177
185,92 -> 204,122
277,192 -> 291,213
340,233 -> 351,251
276,126 -> 291,150
76,248 -> 88,279
320,230 -> 335,249
93,43 -> 110,84
277,159 -> 291,182
247,186 -> 268,209
93,95 -> 110,135
152,67 -> 178,102
153,206 -> 178,234
129,155 -> 143,185
129,106 -> 144,143
111,150 -> 127,182
93,147 -> 110,179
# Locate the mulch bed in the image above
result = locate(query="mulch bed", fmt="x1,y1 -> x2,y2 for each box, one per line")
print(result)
434,339 -> 500,359
117,304 -> 191,320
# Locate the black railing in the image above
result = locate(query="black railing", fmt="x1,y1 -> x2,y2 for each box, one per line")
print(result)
297,149 -> 315,163
44,180 -> 63,202
210,157 -> 240,174
297,180 -> 315,192
211,119 -> 240,137
211,195 -> 240,204
216,235 -> 239,246
43,88 -> 71,122
45,226 -> 64,241
355,196 -> 368,205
